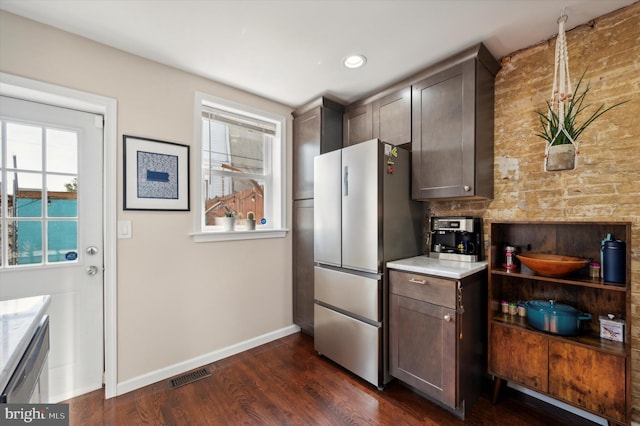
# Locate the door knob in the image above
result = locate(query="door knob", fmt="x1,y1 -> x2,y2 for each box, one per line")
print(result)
87,266 -> 99,276
86,246 -> 98,255
444,314 -> 452,322
463,185 -> 471,192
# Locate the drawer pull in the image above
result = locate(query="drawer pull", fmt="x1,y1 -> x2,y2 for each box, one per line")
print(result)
409,278 -> 426,285
444,314 -> 452,322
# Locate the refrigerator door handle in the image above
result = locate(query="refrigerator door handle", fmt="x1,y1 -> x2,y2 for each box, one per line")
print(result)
343,166 -> 349,196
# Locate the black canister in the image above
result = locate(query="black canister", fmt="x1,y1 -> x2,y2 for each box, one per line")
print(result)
602,240 -> 626,284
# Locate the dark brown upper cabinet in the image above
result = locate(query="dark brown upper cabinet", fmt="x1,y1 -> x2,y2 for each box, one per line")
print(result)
412,43 -> 500,200
372,86 -> 411,147
343,103 -> 372,147
344,86 -> 411,148
292,97 -> 344,200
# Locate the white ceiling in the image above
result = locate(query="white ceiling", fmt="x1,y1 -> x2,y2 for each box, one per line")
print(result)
0,0 -> 635,107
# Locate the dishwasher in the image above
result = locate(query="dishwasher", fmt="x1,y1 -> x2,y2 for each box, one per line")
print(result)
1,315 -> 50,403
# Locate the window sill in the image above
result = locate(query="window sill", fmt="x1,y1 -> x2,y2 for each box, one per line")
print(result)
190,228 -> 288,243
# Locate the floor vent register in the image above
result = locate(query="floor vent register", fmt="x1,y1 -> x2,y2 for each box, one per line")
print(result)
169,368 -> 211,389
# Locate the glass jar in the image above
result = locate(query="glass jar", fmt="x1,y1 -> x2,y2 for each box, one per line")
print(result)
517,303 -> 527,317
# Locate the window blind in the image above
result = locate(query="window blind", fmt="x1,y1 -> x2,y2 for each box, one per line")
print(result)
202,107 -> 276,135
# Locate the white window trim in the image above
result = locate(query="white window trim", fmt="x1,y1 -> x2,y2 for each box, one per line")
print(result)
191,92 -> 287,242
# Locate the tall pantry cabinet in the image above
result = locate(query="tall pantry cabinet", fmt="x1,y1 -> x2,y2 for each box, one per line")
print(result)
292,97 -> 344,335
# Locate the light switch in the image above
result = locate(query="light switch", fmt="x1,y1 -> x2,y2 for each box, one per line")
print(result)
118,220 -> 132,239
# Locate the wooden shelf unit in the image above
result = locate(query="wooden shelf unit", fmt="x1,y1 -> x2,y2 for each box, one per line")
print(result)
488,221 -> 631,425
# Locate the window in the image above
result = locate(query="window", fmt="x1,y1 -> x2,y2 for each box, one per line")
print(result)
0,119 -> 79,267
193,93 -> 286,242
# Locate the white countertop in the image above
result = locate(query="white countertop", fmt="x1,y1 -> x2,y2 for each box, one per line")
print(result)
0,295 -> 51,392
387,255 -> 488,279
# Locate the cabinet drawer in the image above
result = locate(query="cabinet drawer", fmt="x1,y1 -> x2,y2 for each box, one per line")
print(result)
389,270 -> 456,309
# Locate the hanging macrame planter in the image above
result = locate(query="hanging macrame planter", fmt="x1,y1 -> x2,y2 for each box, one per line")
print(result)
544,13 -> 578,172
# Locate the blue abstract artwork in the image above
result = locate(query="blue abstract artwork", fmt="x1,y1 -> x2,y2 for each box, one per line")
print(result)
137,150 -> 179,199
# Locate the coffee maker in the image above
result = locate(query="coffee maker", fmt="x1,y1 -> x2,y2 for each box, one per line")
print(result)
430,217 -> 482,262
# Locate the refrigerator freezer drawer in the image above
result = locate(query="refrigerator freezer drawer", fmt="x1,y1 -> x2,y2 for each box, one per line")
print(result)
314,304 -> 380,387
314,266 -> 380,322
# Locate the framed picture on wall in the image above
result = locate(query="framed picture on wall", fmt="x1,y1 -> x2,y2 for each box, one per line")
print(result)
123,135 -> 190,211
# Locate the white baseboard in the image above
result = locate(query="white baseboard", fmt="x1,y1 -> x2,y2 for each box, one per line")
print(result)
115,324 -> 301,397
507,382 -> 607,426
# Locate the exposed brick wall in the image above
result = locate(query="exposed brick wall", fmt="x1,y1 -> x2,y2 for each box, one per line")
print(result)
426,2 -> 640,416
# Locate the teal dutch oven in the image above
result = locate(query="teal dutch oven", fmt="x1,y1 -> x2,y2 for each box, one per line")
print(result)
525,300 -> 592,336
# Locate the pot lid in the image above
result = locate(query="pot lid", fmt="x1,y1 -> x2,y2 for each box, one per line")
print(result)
527,300 -> 580,316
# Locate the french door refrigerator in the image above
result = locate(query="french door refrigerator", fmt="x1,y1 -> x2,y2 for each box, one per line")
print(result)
313,138 -> 421,388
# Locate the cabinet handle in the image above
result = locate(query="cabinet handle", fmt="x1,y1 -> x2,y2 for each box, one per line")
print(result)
463,185 -> 471,192
409,278 -> 426,285
444,314 -> 452,322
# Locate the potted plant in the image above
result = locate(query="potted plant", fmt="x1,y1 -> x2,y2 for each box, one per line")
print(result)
245,211 -> 256,230
536,70 -> 628,171
215,209 -> 236,231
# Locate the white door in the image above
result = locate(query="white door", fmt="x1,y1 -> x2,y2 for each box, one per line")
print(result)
0,95 -> 104,402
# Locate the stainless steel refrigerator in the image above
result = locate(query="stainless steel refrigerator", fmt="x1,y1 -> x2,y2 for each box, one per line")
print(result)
313,138 -> 422,388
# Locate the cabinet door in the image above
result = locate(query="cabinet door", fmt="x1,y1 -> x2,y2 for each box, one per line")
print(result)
344,103 -> 372,146
549,340 -> 626,422
372,87 -> 411,146
390,293 -> 457,408
292,101 -> 343,200
412,60 -> 476,199
489,324 -> 548,393
292,199 -> 314,335
293,107 -> 321,200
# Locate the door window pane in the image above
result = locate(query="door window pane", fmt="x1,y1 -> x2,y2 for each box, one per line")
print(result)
46,129 -> 77,173
47,175 -> 78,218
7,122 -> 42,171
12,220 -> 43,265
47,220 -> 77,263
9,172 -> 43,218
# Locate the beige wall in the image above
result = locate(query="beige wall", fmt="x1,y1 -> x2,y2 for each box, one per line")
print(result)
427,3 -> 640,416
0,11 -> 294,384
3,2 -> 639,411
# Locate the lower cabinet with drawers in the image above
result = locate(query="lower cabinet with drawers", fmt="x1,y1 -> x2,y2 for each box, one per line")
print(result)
388,268 -> 487,419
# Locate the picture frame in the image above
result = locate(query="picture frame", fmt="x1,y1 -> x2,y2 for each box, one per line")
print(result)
123,135 -> 190,211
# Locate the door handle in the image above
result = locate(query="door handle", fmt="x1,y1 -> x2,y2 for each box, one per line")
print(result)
343,166 -> 348,196
86,266 -> 99,276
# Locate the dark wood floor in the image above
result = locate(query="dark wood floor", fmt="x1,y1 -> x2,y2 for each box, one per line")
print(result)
65,332 -> 599,425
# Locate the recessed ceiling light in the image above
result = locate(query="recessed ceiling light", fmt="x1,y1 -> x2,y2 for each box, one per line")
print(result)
343,54 -> 367,69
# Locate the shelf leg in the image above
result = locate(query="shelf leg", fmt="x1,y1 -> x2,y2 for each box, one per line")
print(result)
491,377 -> 504,404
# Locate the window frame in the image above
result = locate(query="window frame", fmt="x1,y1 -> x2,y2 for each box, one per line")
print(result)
191,92 -> 287,242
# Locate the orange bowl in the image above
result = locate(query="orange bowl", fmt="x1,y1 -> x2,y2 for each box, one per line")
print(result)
516,254 -> 589,277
